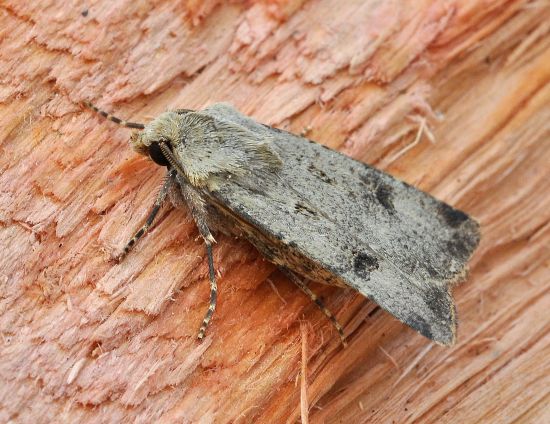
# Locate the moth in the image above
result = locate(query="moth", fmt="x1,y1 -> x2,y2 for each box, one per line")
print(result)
84,101 -> 480,346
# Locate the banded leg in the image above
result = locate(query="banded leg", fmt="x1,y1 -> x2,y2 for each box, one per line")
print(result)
176,178 -> 217,341
117,170 -> 174,261
83,101 -> 145,129
198,240 -> 217,340
158,142 -> 218,340
283,269 -> 347,346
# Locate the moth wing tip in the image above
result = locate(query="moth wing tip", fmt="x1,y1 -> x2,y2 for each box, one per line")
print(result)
435,315 -> 457,346
405,283 -> 458,346
433,285 -> 458,346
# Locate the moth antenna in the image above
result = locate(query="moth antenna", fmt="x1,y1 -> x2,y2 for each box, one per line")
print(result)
283,269 -> 348,347
83,101 -> 145,129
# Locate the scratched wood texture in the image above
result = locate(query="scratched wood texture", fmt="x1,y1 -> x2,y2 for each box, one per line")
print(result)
0,1 -> 548,423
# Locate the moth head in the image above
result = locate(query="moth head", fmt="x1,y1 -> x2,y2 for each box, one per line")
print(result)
129,112 -> 181,167
129,132 -> 170,167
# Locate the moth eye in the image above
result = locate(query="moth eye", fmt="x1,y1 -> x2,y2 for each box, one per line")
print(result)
149,142 -> 170,167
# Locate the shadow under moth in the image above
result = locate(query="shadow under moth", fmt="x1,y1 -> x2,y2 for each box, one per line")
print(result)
85,101 -> 480,346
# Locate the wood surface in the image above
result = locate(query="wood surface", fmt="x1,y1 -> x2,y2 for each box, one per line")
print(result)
0,0 -> 548,423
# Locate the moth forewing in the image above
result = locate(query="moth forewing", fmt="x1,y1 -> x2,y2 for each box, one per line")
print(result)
199,103 -> 481,346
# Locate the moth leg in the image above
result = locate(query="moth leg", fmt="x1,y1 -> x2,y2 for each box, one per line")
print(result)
117,170 -> 175,261
176,179 -> 217,341
159,142 -> 218,340
282,269 -> 347,347
198,241 -> 217,341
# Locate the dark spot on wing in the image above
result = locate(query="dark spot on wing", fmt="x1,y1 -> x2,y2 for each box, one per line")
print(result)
353,252 -> 379,278
359,172 -> 379,190
307,163 -> 335,184
359,173 -> 395,212
294,202 -> 317,216
423,285 -> 452,324
425,264 -> 442,279
81,9 -> 88,17
437,203 -> 469,228
375,183 -> 395,212
403,285 -> 455,343
446,230 -> 479,261
406,313 -> 433,341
